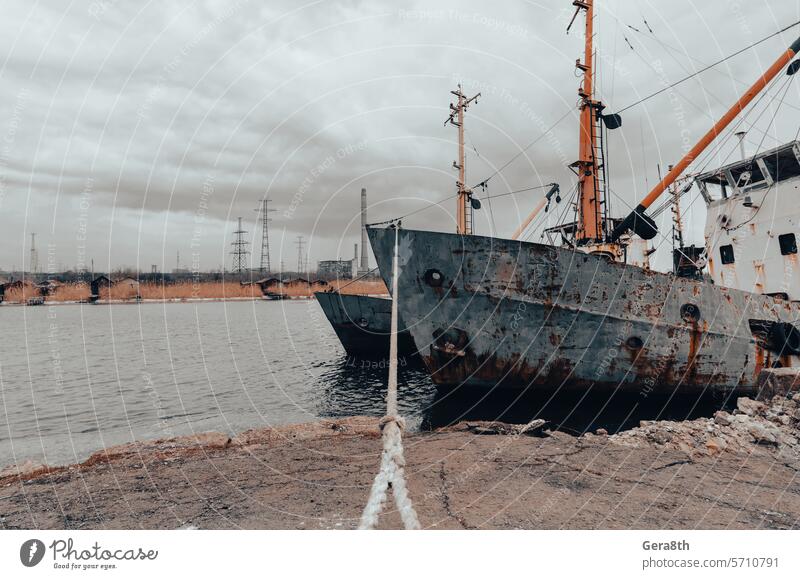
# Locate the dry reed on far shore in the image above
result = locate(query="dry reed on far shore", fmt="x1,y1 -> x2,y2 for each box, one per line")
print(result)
330,279 -> 387,295
136,281 -> 263,300
2,278 -> 388,304
50,282 -> 91,302
2,284 -> 40,303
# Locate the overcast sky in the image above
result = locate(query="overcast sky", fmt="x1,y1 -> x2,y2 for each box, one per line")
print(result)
0,0 -> 798,273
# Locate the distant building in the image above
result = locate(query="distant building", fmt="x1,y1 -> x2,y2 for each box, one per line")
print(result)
318,259 -> 355,280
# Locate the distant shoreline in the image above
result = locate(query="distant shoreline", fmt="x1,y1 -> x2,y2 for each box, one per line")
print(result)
0,279 -> 388,306
0,294 -> 392,307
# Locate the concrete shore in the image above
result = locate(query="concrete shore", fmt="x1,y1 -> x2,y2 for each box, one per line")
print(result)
2,396 -> 799,530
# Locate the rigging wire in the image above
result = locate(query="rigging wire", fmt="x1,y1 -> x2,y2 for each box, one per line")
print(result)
480,183 -> 556,201
647,71 -> 795,237
610,12 -> 620,103
631,40 -> 774,150
468,108 -> 574,190
718,77 -> 795,233
693,73 -> 792,175
367,184 -> 554,227
614,19 -> 800,114
643,64 -> 789,208
528,183 -> 578,243
644,69 -> 793,221
606,76 -> 780,243
626,16 -> 800,116
522,184 -> 577,242
622,16 -> 800,146
650,77 -> 800,219
371,18 -> 800,232
465,128 -> 497,234
367,192 -> 459,227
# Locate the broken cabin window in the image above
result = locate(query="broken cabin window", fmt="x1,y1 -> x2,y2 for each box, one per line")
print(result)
720,244 -> 735,264
729,163 -> 767,192
779,233 -> 798,256
699,178 -> 729,201
760,147 -> 800,184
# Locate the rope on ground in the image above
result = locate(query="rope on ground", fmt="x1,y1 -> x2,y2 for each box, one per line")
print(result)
358,223 -> 420,530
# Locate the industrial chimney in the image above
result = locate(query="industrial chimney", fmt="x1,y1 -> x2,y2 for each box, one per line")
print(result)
359,188 -> 368,274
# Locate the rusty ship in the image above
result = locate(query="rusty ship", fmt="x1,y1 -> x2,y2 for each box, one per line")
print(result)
367,0 -> 800,395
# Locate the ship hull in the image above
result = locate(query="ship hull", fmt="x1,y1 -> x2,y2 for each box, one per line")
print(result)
315,291 -> 418,359
367,227 -> 799,395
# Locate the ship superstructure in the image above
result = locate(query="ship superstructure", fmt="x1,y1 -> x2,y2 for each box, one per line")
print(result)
699,141 -> 800,299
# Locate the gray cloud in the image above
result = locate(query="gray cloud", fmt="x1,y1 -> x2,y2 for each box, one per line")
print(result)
0,0 -> 798,272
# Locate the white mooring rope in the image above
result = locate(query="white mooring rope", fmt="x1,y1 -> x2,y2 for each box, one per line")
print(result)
358,224 -> 421,530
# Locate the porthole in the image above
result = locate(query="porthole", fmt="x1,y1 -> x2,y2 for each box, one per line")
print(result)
423,269 -> 444,287
626,336 -> 644,350
680,303 -> 701,323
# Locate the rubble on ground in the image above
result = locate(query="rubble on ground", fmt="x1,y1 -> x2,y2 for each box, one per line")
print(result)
610,394 -> 800,458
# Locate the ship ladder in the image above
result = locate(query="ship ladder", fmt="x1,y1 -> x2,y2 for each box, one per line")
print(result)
592,113 -> 609,234
358,224 -> 421,530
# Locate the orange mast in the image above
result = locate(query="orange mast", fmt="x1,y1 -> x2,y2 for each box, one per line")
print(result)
571,0 -> 603,243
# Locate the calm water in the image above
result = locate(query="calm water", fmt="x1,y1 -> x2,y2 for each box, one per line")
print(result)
0,300 -> 437,467
0,300 -> 725,468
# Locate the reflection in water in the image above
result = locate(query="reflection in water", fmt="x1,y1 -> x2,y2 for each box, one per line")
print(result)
317,357 -> 436,430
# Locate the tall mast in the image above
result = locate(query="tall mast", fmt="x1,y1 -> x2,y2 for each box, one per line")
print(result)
446,84 -> 480,235
570,0 -> 603,243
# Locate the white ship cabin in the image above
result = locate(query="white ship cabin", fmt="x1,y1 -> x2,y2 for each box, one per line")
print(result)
698,140 -> 800,301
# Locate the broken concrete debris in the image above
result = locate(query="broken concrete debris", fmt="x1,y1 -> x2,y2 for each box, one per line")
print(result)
612,394 -> 800,457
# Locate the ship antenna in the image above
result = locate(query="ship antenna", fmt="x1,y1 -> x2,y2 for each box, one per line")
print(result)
446,83 -> 480,235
